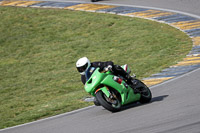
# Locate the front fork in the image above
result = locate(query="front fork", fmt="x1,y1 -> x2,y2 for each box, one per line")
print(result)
95,86 -> 111,98
95,86 -> 119,105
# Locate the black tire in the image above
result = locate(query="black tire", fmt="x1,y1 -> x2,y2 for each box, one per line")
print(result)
96,91 -> 121,112
93,97 -> 101,106
135,80 -> 152,104
91,0 -> 97,2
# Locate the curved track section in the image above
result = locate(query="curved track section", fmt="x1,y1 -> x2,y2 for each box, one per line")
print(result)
98,0 -> 200,17
0,0 -> 200,133
1,68 -> 200,133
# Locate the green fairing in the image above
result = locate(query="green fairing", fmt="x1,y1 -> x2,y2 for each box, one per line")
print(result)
84,68 -> 107,95
101,74 -> 141,105
84,68 -> 141,105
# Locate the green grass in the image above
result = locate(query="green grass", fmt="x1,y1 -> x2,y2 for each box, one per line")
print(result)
0,6 -> 192,128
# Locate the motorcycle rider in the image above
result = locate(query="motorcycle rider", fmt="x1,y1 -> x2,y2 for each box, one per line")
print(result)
76,57 -> 138,106
76,57 -> 137,88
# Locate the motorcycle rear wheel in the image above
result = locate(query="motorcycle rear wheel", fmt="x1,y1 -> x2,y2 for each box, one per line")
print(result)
96,90 -> 121,112
135,80 -> 152,104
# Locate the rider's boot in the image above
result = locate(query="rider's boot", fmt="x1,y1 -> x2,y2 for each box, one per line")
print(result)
112,65 -> 139,93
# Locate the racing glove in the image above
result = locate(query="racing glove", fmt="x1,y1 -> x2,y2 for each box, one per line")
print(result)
104,65 -> 113,72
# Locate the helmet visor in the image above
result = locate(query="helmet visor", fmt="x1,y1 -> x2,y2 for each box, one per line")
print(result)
77,63 -> 88,73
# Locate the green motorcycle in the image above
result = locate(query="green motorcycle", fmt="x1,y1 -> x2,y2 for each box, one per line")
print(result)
84,65 -> 152,112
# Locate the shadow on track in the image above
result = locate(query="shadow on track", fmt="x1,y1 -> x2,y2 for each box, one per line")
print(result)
118,95 -> 169,112
151,95 -> 169,103
91,0 -> 109,2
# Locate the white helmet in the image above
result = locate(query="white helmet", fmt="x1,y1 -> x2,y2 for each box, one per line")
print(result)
76,57 -> 91,75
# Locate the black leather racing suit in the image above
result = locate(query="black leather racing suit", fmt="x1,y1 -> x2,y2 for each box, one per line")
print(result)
81,61 -> 131,84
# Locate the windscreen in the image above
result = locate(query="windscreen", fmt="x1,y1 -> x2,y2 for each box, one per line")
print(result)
85,67 -> 96,81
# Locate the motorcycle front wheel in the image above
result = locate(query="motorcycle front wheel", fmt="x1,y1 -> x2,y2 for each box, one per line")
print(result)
96,90 -> 121,112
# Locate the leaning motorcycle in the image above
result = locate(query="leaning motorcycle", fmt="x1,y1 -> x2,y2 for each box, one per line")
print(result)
84,65 -> 152,112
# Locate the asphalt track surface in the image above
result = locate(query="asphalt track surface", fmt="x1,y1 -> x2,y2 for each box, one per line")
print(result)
97,0 -> 200,16
34,0 -> 200,16
1,0 -> 200,133
1,68 -> 200,133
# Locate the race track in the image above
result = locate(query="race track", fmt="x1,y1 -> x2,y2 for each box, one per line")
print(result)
1,68 -> 200,133
36,0 -> 200,16
99,0 -> 200,16
1,0 -> 200,133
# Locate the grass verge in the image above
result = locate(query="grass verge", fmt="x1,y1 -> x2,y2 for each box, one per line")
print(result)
0,6 -> 192,129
